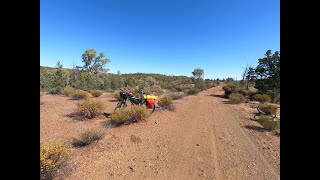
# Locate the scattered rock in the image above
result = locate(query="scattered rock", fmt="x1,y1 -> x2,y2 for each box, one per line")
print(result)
129,166 -> 134,172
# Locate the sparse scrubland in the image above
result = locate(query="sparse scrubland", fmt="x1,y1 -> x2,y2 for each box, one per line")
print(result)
40,49 -> 280,179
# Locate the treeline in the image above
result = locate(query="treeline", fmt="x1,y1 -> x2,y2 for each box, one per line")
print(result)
40,65 -> 217,94
223,50 -> 280,103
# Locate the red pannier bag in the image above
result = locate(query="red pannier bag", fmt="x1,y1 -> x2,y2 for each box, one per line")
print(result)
146,98 -> 155,109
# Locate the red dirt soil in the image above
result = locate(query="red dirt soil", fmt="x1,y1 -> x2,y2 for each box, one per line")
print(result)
40,84 -> 280,180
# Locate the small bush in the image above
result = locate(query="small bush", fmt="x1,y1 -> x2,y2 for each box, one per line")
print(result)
86,89 -> 94,94
113,90 -> 121,100
257,115 -> 280,131
259,104 -> 277,116
72,90 -> 89,100
111,108 -> 132,125
229,93 -> 246,104
40,142 -> 71,180
40,92 -> 45,104
274,129 -> 280,136
238,89 -> 250,97
144,86 -> 164,96
167,104 -> 176,111
187,88 -> 200,95
90,90 -> 103,97
130,135 -> 142,143
130,105 -> 150,120
76,99 -> 104,118
72,128 -> 106,147
222,86 -> 231,91
49,86 -> 64,95
222,86 -> 232,98
158,96 -> 173,108
253,94 -> 271,103
63,86 -> 75,97
168,92 -> 186,100
111,105 -> 149,125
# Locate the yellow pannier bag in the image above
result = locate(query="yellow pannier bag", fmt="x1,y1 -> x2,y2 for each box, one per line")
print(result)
143,95 -> 158,100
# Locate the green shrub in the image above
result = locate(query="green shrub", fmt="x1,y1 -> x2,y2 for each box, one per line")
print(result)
129,105 -> 150,122
90,90 -> 103,97
253,94 -> 271,103
72,128 -> 106,147
49,86 -> 64,95
222,86 -> 232,98
222,86 -> 231,91
259,104 -> 277,116
76,99 -> 104,118
40,142 -> 71,180
72,90 -> 89,100
111,105 -> 149,125
63,86 -> 75,97
229,93 -> 246,104
111,108 -> 132,125
158,96 -> 173,108
187,88 -> 200,95
257,115 -> 280,131
239,89 -> 250,97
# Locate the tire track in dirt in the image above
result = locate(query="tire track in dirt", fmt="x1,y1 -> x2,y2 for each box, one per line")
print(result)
204,85 -> 280,180
208,100 -> 226,180
58,84 -> 279,180
223,104 -> 280,179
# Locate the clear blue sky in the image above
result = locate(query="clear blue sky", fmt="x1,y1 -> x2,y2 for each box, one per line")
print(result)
40,0 -> 279,79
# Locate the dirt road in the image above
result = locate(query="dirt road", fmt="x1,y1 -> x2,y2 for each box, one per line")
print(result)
41,84 -> 280,180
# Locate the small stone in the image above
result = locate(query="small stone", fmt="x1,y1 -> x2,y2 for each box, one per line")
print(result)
197,144 -> 200,146
129,166 -> 134,172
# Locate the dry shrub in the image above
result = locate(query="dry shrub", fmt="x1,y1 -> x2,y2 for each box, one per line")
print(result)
158,96 -> 173,108
40,142 -> 71,180
187,88 -> 200,95
257,115 -> 280,131
168,92 -> 186,100
253,94 -> 271,103
72,128 -> 106,147
49,86 -> 64,95
63,86 -> 75,97
111,105 -> 149,125
167,104 -> 176,111
113,90 -> 121,100
71,90 -> 89,100
90,90 -> 103,97
229,93 -> 246,104
259,103 -> 277,116
76,99 -> 104,118
40,92 -> 45,104
130,135 -> 142,143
